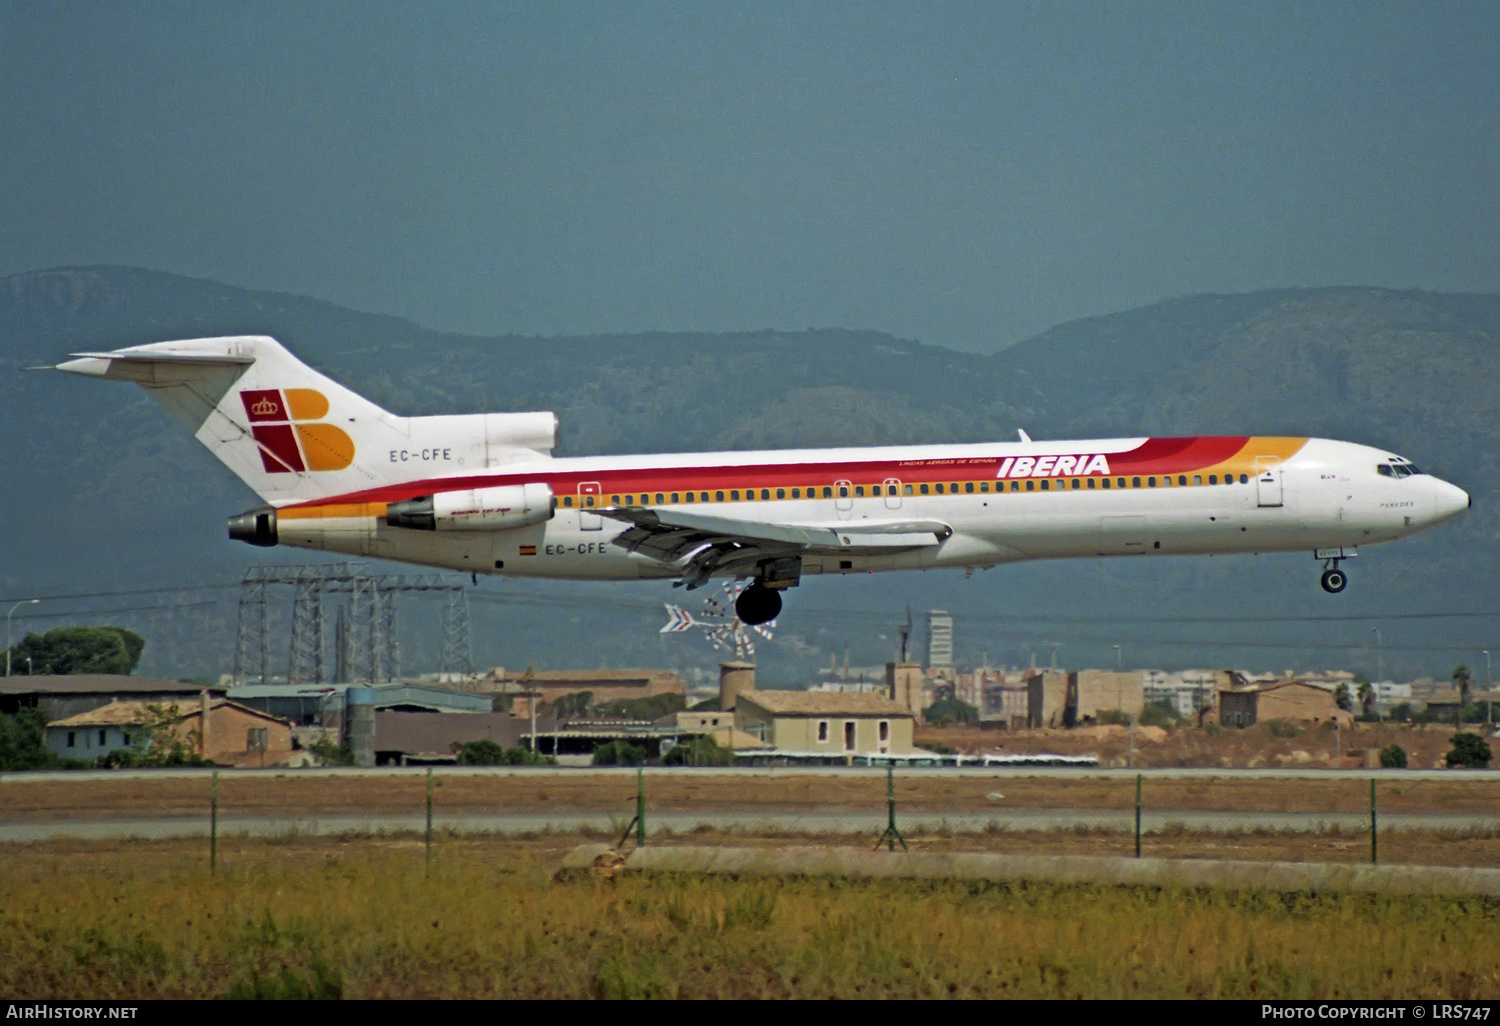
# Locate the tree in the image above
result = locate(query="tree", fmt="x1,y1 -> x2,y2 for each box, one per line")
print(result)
923,698 -> 978,726
1453,665 -> 1473,712
5,627 -> 144,676
1379,744 -> 1408,769
0,709 -> 56,770
457,739 -> 507,764
1357,682 -> 1376,718
1333,683 -> 1353,713
1445,732 -> 1492,769
591,739 -> 647,766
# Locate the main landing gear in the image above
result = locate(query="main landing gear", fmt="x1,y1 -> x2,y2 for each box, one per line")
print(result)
735,583 -> 782,625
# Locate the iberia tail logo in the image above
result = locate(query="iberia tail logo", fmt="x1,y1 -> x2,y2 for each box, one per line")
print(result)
239,389 -> 355,473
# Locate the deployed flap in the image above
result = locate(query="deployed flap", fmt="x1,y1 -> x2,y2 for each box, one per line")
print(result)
600,506 -> 951,586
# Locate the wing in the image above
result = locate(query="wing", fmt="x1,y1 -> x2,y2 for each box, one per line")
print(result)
600,507 -> 952,589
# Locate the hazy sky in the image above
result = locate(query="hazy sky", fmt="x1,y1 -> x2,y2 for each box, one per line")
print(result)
4,1 -> 1498,352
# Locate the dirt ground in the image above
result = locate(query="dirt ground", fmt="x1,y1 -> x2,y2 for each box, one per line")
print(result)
914,719 -> 1494,770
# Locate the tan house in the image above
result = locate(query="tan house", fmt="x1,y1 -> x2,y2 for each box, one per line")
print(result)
734,689 -> 916,756
47,696 -> 294,767
479,668 -> 685,717
1219,681 -> 1352,729
655,710 -> 772,752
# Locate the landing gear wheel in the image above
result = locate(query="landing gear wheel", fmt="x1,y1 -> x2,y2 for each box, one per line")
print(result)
1320,568 -> 1347,593
735,584 -> 782,625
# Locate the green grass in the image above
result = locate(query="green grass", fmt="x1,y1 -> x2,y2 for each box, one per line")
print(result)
2,841 -> 1497,998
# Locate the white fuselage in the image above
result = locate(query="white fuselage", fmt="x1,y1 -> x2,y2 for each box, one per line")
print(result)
275,436 -> 1469,581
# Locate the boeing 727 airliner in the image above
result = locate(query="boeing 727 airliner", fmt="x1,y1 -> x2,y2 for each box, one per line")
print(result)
57,336 -> 1470,625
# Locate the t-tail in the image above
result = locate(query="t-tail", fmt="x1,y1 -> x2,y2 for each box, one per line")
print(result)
56,336 -> 558,541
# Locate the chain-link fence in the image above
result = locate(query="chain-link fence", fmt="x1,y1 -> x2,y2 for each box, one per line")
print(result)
2,767 -> 1497,870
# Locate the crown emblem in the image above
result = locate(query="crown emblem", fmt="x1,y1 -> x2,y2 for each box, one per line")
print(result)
251,398 -> 279,416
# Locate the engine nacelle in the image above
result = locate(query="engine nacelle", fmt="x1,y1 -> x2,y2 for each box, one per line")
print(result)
386,483 -> 555,531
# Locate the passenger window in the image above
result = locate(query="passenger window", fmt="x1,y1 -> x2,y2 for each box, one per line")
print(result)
1071,479 -> 1080,489
965,482 -> 975,494
1178,476 -> 1187,486
1026,480 -> 1035,492
655,493 -> 664,504
837,486 -> 848,498
563,496 -> 573,507
1087,479 -> 1096,489
777,488 -> 786,499
822,487 -> 833,498
585,495 -> 596,507
980,482 -> 990,493
1239,474 -> 1248,484
671,493 -> 680,503
855,486 -> 865,497
1147,477 -> 1156,488
1040,480 -> 1050,491
904,484 -> 914,496
920,484 -> 930,495
792,488 -> 801,498
715,491 -> 724,502
935,483 -> 944,494
1010,481 -> 1019,492
761,489 -> 770,500
1102,478 -> 1111,489
685,492 -> 694,502
1118,478 -> 1126,489
1193,475 -> 1202,486
730,490 -> 739,501
611,495 -> 620,505
1162,476 -> 1172,487
871,485 -> 881,496
700,492 -> 709,502
1208,475 -> 1218,485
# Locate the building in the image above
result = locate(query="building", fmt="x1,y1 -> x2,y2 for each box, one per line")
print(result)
1024,670 -> 1070,727
734,689 -> 916,757
1,675 -> 228,720
477,668 -> 685,716
926,610 -> 954,670
1073,670 -> 1145,721
654,710 -> 773,753
372,711 -> 525,765
1218,681 -> 1352,728
46,697 -> 294,767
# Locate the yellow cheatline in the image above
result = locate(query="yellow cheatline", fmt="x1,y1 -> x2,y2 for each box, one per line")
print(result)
279,502 -> 387,520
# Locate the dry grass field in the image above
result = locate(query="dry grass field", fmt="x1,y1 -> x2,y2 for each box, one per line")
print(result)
3,833 -> 1498,999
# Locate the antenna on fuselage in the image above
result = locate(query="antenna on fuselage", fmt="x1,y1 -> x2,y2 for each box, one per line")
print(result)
1017,428 -> 1032,442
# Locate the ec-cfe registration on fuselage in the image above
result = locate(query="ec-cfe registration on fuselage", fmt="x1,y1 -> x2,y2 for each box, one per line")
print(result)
57,336 -> 1470,626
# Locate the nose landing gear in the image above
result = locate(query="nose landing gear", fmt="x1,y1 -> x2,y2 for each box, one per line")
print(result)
1315,548 -> 1355,594
1320,566 -> 1348,593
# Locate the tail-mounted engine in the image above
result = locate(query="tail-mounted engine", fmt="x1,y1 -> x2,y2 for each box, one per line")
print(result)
386,483 -> 555,531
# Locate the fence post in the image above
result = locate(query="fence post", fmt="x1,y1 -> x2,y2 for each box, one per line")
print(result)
1135,773 -> 1143,858
1370,777 -> 1378,865
874,763 -> 908,852
426,767 -> 434,874
636,764 -> 647,847
210,770 -> 219,874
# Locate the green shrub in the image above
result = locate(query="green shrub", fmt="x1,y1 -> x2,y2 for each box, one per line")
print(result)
1379,744 -> 1408,769
1264,720 -> 1300,739
662,737 -> 733,766
924,698 -> 978,726
592,740 -> 648,766
457,739 -> 507,764
1445,733 -> 1492,768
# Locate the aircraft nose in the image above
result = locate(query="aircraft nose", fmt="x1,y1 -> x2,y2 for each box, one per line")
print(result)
1430,477 -> 1470,524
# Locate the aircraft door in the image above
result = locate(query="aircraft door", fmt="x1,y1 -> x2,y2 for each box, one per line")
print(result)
834,479 -> 854,521
883,478 -> 902,510
1255,457 -> 1283,508
579,482 -> 602,530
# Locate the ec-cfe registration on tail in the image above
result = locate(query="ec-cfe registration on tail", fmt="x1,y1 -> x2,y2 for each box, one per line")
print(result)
57,336 -> 1470,626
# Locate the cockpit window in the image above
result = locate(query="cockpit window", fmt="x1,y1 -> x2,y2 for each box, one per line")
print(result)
1378,460 -> 1425,479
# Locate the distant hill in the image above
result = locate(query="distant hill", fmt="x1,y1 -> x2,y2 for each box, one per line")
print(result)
3,267 -> 1496,680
